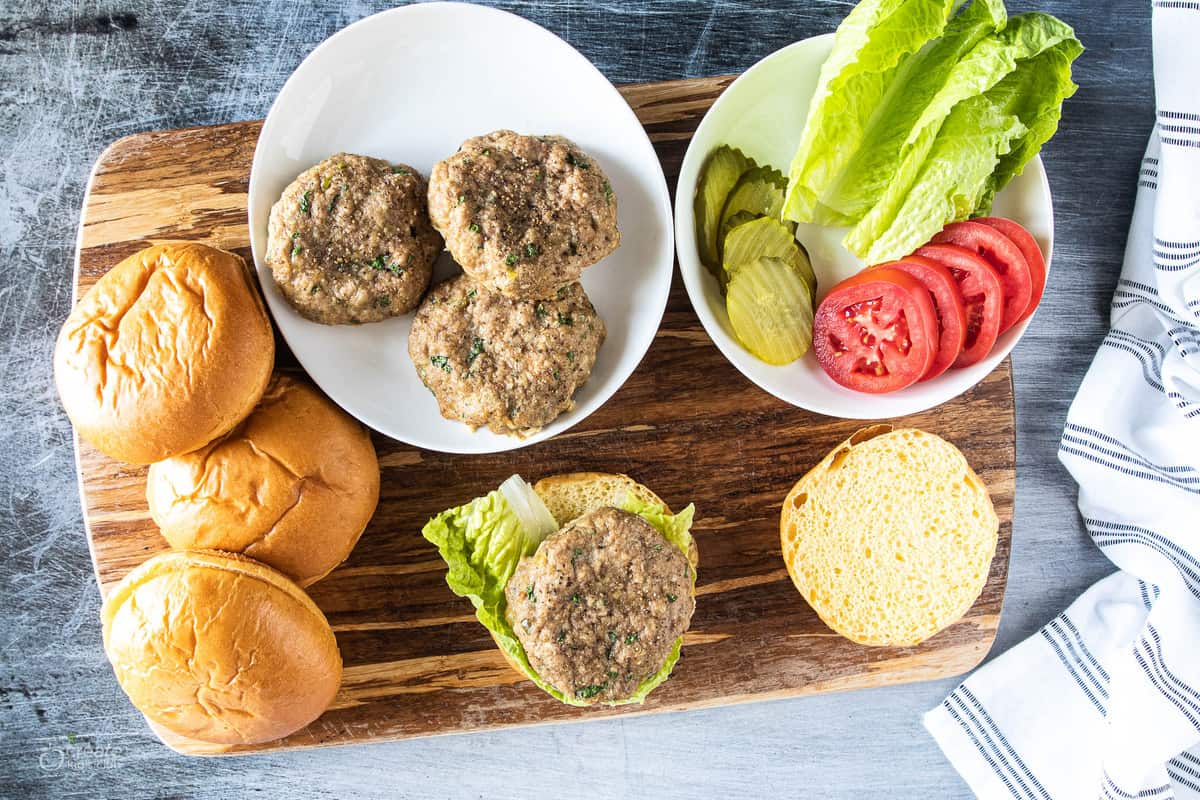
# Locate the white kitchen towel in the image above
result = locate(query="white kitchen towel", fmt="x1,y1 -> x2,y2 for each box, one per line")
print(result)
924,3 -> 1200,798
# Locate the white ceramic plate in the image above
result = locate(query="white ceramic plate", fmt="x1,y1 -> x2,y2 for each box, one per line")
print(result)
248,2 -> 673,453
675,34 -> 1054,419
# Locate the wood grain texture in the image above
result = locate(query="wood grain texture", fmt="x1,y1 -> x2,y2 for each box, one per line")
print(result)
73,74 -> 1014,757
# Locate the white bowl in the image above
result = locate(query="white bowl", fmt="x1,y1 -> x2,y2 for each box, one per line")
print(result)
674,34 -> 1054,419
248,2 -> 673,453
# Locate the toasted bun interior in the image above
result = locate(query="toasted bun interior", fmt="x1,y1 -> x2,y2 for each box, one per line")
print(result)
55,242 -> 274,463
533,471 -> 667,520
101,550 -> 342,745
780,426 -> 998,647
147,374 -> 379,587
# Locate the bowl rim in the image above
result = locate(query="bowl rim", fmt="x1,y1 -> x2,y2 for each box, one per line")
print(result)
246,1 -> 675,453
673,33 -> 1054,419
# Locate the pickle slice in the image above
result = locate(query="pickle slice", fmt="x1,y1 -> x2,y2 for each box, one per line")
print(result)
726,256 -> 814,366
723,217 -> 817,299
718,210 -> 759,260
694,146 -> 753,273
718,166 -> 787,245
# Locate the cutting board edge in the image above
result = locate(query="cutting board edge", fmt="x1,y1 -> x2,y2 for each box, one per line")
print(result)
147,622 -> 997,757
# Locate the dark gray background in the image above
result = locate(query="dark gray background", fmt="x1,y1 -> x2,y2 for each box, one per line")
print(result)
0,1 -> 1151,797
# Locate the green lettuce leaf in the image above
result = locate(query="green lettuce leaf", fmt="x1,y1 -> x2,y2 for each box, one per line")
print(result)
846,95 -> 1025,263
421,486 -> 696,707
845,13 -> 1082,262
973,30 -> 1083,213
623,494 -> 696,558
782,0 -> 960,225
812,0 -> 1008,223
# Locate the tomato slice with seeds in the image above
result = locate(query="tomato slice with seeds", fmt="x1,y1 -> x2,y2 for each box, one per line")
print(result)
869,256 -> 966,381
931,220 -> 1031,333
813,268 -> 938,394
913,244 -> 1003,369
975,217 -> 1047,324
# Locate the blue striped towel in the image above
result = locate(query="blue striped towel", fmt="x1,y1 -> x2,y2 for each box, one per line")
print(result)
924,4 -> 1200,798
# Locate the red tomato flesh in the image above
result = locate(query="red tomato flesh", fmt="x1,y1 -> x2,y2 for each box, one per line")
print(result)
913,244 -> 1003,368
813,268 -> 939,393
931,220 -> 1032,333
975,216 -> 1047,324
869,256 -> 966,381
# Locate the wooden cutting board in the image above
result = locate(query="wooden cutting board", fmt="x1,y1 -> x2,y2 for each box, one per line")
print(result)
74,75 -> 1014,756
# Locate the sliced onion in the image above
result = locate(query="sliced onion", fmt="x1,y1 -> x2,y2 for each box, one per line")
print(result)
499,474 -> 559,545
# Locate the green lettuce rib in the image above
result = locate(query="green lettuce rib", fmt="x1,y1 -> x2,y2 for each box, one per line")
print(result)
845,13 -> 1082,262
782,0 -> 960,226
422,488 -> 696,707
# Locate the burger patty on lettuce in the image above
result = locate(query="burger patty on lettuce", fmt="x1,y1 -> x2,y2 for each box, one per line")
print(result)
504,507 -> 695,703
421,476 -> 696,706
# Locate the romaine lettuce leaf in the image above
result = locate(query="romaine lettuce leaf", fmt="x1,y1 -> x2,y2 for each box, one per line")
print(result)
421,486 -> 696,707
783,0 -> 960,225
846,94 -> 1025,263
973,31 -> 1083,214
844,13 -> 1082,262
813,0 -> 1008,223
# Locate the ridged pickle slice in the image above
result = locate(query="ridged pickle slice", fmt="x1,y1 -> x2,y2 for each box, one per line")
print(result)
717,210 -> 759,262
723,217 -> 817,299
694,146 -> 753,272
726,256 -> 814,365
718,166 -> 786,239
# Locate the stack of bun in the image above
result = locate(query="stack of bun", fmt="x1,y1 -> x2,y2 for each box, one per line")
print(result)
55,242 -> 379,747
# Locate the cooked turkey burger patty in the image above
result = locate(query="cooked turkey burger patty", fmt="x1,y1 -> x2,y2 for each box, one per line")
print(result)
407,275 -> 605,436
427,131 -> 619,299
266,153 -> 441,324
504,507 -> 695,704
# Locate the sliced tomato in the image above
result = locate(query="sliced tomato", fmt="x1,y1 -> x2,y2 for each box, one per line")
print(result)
931,220 -> 1031,333
913,244 -> 1003,369
975,216 -> 1047,323
869,256 -> 966,381
813,268 -> 938,394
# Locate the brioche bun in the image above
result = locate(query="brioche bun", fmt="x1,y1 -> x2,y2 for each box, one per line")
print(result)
780,426 -> 998,647
55,243 -> 274,463
147,375 -> 379,587
101,550 -> 341,745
